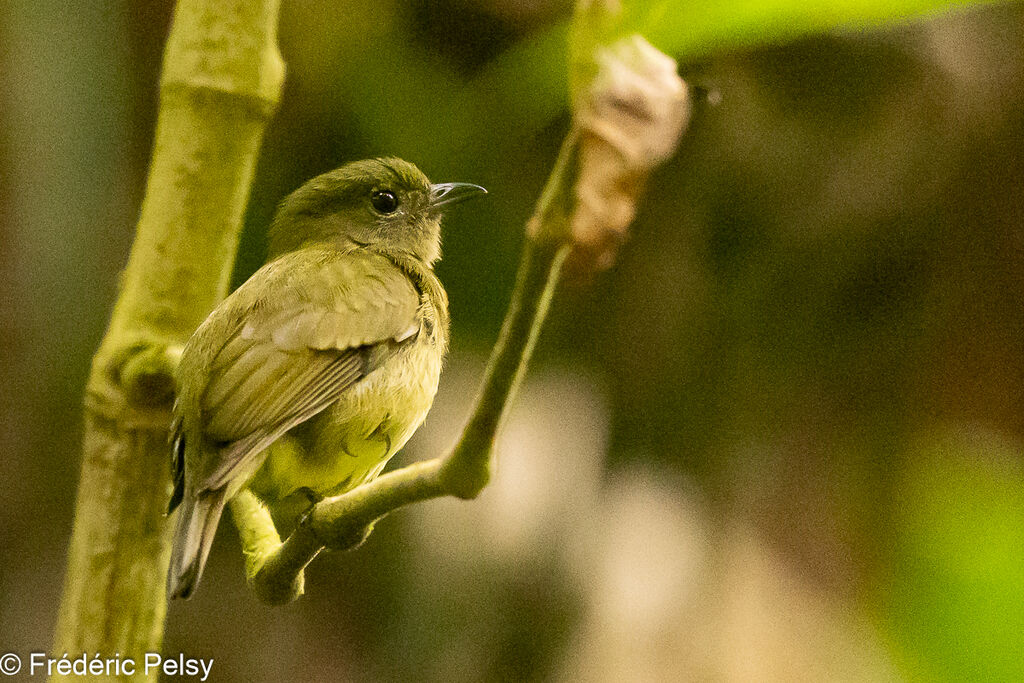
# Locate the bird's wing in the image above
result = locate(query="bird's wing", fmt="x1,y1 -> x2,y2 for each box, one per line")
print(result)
192,249 -> 420,493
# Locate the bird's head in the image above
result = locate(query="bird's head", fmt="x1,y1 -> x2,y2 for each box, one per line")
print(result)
267,157 -> 486,265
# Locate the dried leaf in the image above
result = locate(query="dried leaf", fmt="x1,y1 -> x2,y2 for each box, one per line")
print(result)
570,34 -> 691,270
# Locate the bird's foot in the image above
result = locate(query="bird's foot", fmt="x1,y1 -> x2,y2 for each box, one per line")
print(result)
318,520 -> 377,552
293,483 -> 376,551
294,487 -> 322,528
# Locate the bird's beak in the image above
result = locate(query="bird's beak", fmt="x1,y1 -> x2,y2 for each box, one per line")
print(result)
429,182 -> 487,210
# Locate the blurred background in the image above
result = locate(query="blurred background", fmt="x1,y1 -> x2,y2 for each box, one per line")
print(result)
3,0 -> 1024,680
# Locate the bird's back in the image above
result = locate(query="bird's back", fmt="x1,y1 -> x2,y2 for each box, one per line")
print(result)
169,247 -> 446,596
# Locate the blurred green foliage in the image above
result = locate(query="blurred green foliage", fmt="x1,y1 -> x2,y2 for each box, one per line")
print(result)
632,0 -> 1008,56
882,431 -> 1024,680
3,0 -> 1024,681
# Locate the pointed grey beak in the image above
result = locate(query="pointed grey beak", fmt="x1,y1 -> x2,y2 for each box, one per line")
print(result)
429,182 -> 487,209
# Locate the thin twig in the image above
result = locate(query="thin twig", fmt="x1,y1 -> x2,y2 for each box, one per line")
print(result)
233,1 -> 691,604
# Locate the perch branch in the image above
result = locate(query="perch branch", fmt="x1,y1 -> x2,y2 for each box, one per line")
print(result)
237,174 -> 573,603
233,1 -> 691,605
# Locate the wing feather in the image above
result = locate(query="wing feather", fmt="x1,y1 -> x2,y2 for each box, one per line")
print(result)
188,249 -> 420,494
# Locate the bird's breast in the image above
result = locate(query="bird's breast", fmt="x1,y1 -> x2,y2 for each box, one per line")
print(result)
252,331 -> 444,502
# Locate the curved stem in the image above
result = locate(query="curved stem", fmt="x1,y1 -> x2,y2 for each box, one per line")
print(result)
240,227 -> 572,602
233,0 -> 691,605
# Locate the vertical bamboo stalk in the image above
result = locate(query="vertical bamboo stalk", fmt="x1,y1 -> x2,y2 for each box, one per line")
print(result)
52,1 -> 284,677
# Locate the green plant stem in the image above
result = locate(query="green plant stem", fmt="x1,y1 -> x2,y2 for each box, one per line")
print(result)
52,0 -> 283,677
439,238 -> 571,496
238,151 -> 575,601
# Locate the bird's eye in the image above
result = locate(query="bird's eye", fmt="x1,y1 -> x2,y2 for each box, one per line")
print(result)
371,190 -> 398,214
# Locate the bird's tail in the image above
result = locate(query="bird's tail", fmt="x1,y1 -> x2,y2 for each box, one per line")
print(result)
167,488 -> 227,600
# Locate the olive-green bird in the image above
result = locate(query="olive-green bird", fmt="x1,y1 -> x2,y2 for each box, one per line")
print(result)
166,158 -> 485,599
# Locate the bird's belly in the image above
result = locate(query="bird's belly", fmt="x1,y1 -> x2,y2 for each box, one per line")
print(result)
249,340 -> 442,503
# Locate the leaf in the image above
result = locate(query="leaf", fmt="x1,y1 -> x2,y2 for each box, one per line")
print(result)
467,0 -> 1009,136
628,0 -> 1011,61
877,430 -> 1024,681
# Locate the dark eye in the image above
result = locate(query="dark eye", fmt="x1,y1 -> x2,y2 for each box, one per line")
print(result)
371,190 -> 398,214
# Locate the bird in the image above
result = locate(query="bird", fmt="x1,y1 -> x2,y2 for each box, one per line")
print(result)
166,157 -> 486,599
